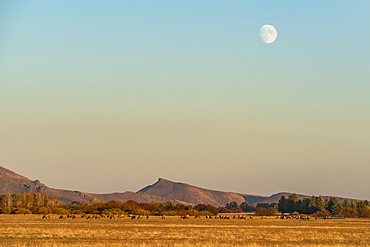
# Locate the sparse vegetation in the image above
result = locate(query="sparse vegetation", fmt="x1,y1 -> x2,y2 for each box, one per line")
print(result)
1,192 -> 370,220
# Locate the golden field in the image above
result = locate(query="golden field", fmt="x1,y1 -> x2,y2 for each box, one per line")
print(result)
0,215 -> 370,247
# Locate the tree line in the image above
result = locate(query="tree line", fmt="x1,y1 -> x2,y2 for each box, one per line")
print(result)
0,192 -> 222,216
277,194 -> 370,218
1,192 -> 369,218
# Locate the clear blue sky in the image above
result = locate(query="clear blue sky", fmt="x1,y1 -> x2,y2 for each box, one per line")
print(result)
1,1 -> 369,199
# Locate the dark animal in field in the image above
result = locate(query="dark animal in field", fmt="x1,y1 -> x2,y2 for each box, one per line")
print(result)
249,216 -> 253,219
260,216 -> 267,219
59,215 -> 66,219
42,214 -> 50,219
299,215 -> 310,220
87,214 -> 99,219
131,216 -> 136,219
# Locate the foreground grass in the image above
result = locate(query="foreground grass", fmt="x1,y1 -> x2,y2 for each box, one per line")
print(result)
1,215 -> 370,246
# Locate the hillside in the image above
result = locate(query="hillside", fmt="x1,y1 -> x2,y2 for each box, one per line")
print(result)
0,166 -> 363,206
139,178 -> 255,207
0,166 -> 175,204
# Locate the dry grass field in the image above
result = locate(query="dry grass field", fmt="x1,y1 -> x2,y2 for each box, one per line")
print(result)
1,215 -> 370,247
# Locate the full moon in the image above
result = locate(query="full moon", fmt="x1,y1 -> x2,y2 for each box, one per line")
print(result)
260,25 -> 277,44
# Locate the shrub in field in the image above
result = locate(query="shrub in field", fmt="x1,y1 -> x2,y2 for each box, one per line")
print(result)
36,207 -> 52,215
0,207 -> 12,214
312,209 -> 331,217
102,208 -> 124,215
254,207 -> 276,216
13,208 -> 32,214
337,207 -> 358,218
132,208 -> 151,216
219,207 -> 243,213
358,208 -> 370,218
194,204 -> 219,215
52,207 -> 70,215
197,210 -> 213,216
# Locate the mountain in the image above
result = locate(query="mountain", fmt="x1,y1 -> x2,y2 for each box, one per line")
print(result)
0,166 -> 363,206
139,178 -> 250,207
138,178 -> 361,205
0,166 -> 94,203
0,166 -> 178,204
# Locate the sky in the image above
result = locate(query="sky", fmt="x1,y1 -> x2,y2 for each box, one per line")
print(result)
1,1 -> 370,200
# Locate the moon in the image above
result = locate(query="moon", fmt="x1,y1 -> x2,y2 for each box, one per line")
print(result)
260,25 -> 277,44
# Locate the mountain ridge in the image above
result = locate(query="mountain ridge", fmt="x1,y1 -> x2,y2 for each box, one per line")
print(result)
0,166 -> 364,206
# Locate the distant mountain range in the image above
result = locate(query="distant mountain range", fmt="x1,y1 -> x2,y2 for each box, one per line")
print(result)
0,166 -> 360,206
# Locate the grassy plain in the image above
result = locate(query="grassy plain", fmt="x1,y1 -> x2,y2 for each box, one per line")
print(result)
0,215 -> 370,247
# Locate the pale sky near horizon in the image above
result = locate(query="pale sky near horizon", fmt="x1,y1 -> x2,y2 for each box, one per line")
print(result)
1,1 -> 369,200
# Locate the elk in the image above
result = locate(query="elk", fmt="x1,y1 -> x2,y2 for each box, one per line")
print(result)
87,214 -> 99,219
161,215 -> 166,219
42,214 -> 50,219
59,215 -> 66,219
299,215 -> 310,220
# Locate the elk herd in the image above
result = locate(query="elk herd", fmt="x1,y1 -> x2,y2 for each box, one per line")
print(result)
42,213 -> 331,220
